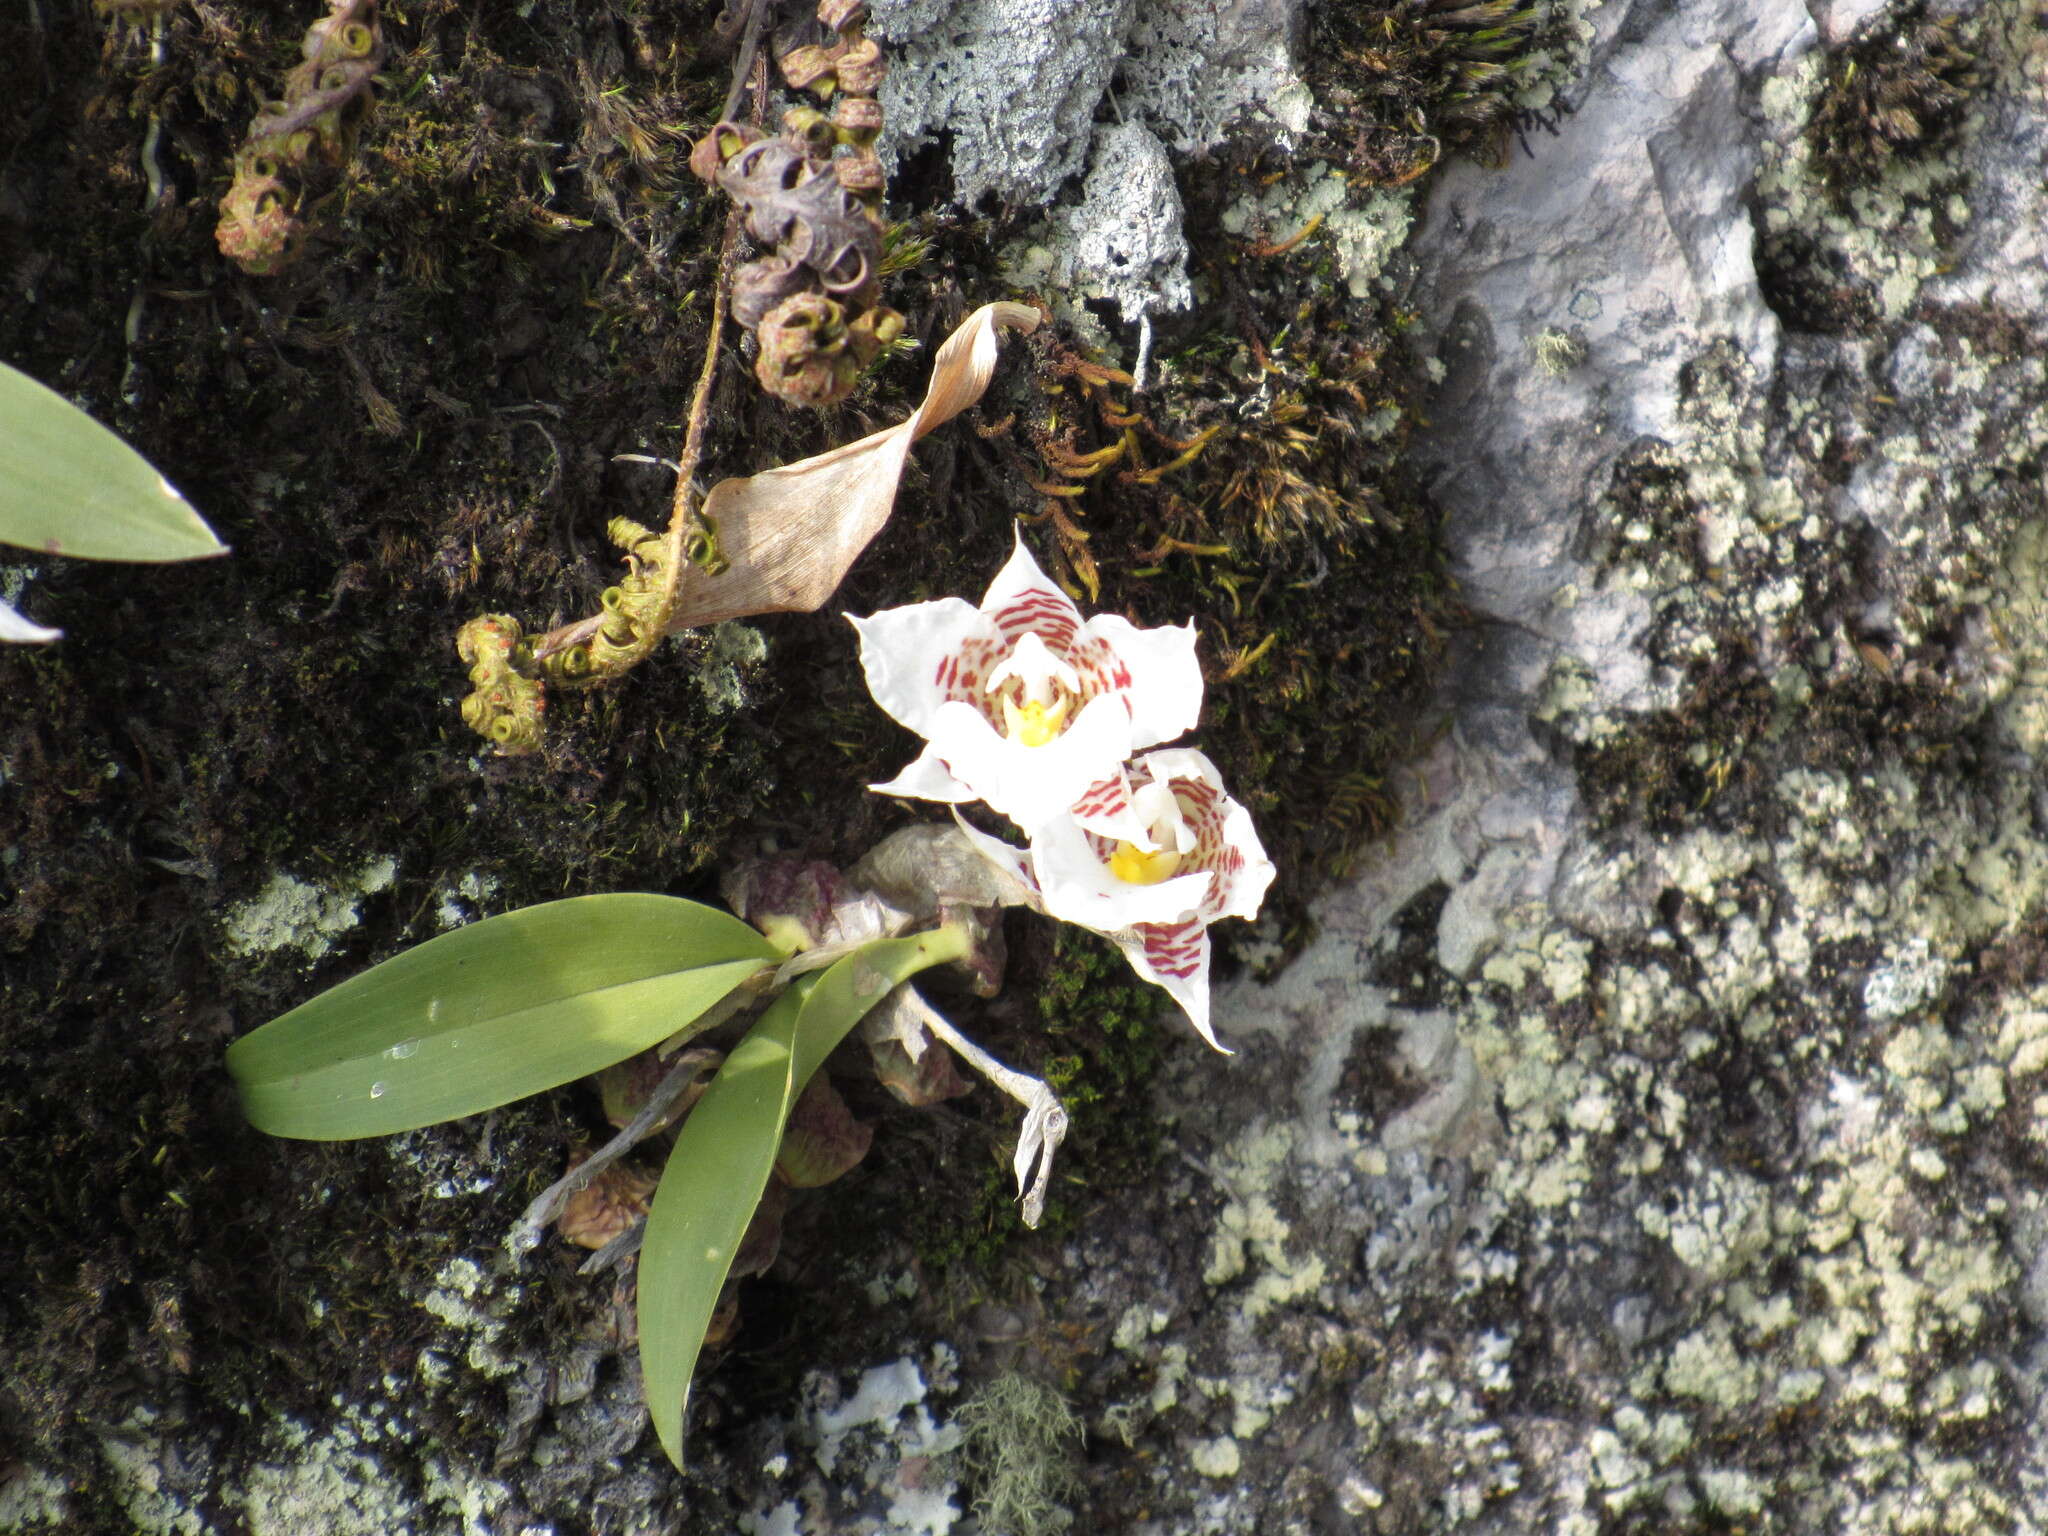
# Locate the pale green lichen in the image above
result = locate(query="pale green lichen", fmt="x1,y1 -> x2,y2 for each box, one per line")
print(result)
1217,166 -> 1414,299
418,1255 -> 522,1379
1529,327 -> 1587,376
433,869 -> 499,930
0,1468 -> 71,1531
1636,1159 -> 1769,1282
222,855 -> 398,961
1444,396 -> 2048,1533
238,1414 -> 418,1536
692,621 -> 768,716
1395,129 -> 2048,1503
1511,0 -> 1605,114
95,1409 -> 209,1536
1149,1341 -> 1189,1415
951,1374 -> 1082,1536
79,1398 -> 510,1536
1188,1435 -> 1240,1479
1754,8 -> 2042,331
1200,1123 -> 1327,1319
1110,1303 -> 1168,1352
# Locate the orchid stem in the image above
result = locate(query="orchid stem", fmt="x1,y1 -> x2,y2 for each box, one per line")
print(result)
901,984 -> 1068,1228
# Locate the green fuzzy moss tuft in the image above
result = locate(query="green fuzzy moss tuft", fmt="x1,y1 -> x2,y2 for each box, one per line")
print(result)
1304,0 -> 1563,182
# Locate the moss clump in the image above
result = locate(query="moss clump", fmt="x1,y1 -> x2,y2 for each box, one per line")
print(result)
1038,929 -> 1166,1089
1304,0 -> 1560,182
0,0 -> 803,1496
952,1372 -> 1084,1536
1807,4 -> 1980,203
1037,925 -> 1169,1173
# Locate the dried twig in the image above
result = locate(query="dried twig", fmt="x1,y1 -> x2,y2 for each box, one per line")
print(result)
505,1048 -> 718,1258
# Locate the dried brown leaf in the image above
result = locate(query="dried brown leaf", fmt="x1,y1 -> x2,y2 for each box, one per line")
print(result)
666,301 -> 1040,630
557,1156 -> 659,1251
858,984 -> 978,1108
596,1047 -> 721,1133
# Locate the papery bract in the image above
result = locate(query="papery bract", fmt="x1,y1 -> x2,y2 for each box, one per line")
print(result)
954,748 -> 1275,1052
851,531 -> 1201,834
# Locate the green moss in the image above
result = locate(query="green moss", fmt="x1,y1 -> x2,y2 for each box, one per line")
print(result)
902,931 -> 1173,1275
0,0 -> 1467,1505
1303,0 -> 1574,181
1806,4 -> 1980,204
912,1150 -> 1037,1275
1037,927 -> 1165,1154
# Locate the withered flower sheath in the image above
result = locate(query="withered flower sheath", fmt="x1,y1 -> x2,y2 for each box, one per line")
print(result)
692,0 -> 903,407
216,0 -> 385,275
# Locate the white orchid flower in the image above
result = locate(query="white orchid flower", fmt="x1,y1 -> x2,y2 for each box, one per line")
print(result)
850,531 -> 1201,836
953,748 -> 1275,1052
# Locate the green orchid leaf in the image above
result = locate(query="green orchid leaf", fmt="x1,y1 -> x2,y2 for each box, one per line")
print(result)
638,983 -> 807,1468
0,361 -> 226,563
639,926 -> 969,1470
228,895 -> 780,1140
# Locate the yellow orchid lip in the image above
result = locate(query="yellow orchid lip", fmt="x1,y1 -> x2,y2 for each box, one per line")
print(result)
1107,840 -> 1183,885
1000,693 -> 1071,747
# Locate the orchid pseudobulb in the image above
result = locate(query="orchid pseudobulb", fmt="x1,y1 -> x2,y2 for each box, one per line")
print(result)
953,749 -> 1274,1051
850,531 -> 1201,837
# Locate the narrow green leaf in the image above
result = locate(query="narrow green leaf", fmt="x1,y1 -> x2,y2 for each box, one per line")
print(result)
0,362 -> 227,563
227,894 -> 780,1139
639,985 -> 806,1468
639,926 -> 970,1469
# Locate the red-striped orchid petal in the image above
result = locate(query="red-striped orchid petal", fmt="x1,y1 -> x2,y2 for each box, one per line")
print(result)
1115,920 -> 1224,1054
850,528 -> 1202,832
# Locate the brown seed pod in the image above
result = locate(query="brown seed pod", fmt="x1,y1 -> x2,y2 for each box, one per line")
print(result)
832,146 -> 886,197
845,304 -> 904,366
696,0 -> 901,409
216,0 -> 384,275
831,95 -> 884,143
776,41 -> 839,94
215,156 -> 303,274
781,104 -> 839,158
730,252 -> 814,331
754,292 -> 860,407
832,37 -> 885,95
718,141 -> 881,294
689,119 -> 757,183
